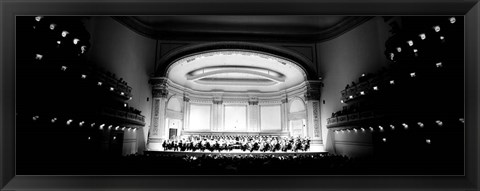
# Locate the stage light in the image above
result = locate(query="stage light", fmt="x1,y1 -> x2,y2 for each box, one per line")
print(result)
79,121 -> 84,126
378,126 -> 384,131
417,122 -> 424,128
390,125 -> 395,130
419,33 -> 426,40
373,86 -> 378,91
57,41 -> 61,45
97,81 -> 102,86
61,66 -> 67,71
335,130 -> 339,134
32,116 -> 38,121
346,129 -> 350,133
49,24 -> 56,30
440,36 -> 445,40
407,40 -> 414,46
369,127 -> 374,131
51,118 -> 57,123
361,128 -> 365,132
360,91 -> 365,95
382,138 -> 387,142
124,103 -> 127,107
436,120 -> 443,126
449,17 -> 456,24
81,74 -> 87,79
90,123 -> 96,127
73,38 -> 80,45
436,62 -> 443,68
340,100 -> 344,103
110,87 -> 114,91
402,123 -> 408,129
120,92 -> 124,96
349,95 -> 353,99
115,126 -> 119,130
35,16 -> 43,22
390,53 -> 395,60
426,139 -> 431,144
390,80 -> 395,85
459,118 -> 464,123
35,54 -> 43,60
66,119 -> 73,125
133,128 -> 136,132
113,136 -> 116,140
122,127 -> 125,131
361,73 -> 365,77
81,46 -> 87,54
61,31 -> 69,37
413,49 -> 418,53
410,72 -> 416,77
100,124 -> 105,130
396,47 -> 402,52
129,97 -> 132,100
354,129 -> 358,133
88,137 -> 91,140
433,26 -> 441,32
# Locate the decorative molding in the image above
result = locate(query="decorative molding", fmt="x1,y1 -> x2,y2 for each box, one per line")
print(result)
152,42 -> 318,80
113,16 -> 373,43
312,101 -> 320,138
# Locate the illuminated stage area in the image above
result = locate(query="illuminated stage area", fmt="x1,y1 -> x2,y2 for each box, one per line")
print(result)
147,50 -> 324,152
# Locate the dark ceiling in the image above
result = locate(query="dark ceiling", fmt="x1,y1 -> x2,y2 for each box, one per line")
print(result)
114,16 -> 372,42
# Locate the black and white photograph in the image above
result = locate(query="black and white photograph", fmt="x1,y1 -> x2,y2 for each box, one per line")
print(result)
14,15 -> 465,176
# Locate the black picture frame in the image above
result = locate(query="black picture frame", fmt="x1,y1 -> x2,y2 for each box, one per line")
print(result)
1,0 -> 479,190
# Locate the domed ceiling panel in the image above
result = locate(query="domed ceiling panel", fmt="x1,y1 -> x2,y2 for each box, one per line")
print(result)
167,50 -> 306,93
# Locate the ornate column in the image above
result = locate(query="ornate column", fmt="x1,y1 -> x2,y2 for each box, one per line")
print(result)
248,97 -> 259,132
281,98 -> 288,132
182,95 -> 190,131
212,98 -> 223,131
305,80 -> 323,150
147,77 -> 169,151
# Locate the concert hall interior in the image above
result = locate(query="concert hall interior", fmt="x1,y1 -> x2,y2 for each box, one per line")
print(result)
15,16 -> 464,175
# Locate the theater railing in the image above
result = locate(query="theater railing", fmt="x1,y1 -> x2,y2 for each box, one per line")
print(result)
327,110 -> 384,127
84,65 -> 132,100
341,71 -> 392,103
100,107 -> 145,126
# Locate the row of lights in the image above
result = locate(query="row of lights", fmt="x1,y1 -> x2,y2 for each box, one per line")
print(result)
34,16 -> 87,54
32,115 -> 137,132
56,64 -> 132,100
380,137 -> 431,144
342,62 -> 442,103
390,17 -> 457,61
334,118 -> 464,134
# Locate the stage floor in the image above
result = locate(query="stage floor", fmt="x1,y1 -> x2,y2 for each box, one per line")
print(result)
144,149 -> 328,157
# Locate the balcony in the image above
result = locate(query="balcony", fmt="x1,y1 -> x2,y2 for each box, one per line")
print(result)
100,107 -> 145,126
327,110 -> 385,128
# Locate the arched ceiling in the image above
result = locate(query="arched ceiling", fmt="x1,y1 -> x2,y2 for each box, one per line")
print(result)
167,50 -> 306,93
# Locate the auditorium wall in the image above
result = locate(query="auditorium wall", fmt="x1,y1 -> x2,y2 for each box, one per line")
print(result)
83,17 -> 157,155
316,17 -> 392,157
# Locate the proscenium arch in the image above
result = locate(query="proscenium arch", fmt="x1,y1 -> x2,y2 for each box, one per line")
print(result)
154,41 -> 318,80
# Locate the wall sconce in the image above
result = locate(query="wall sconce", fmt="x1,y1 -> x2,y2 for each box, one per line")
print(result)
419,33 -> 426,40
449,17 -> 456,24
61,31 -> 69,37
407,40 -> 414,46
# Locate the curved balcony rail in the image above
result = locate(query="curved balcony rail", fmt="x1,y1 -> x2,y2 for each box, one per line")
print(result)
341,71 -> 393,103
100,107 -> 145,126
327,110 -> 384,128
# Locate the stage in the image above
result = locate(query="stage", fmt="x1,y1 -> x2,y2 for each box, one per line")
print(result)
144,149 -> 328,157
